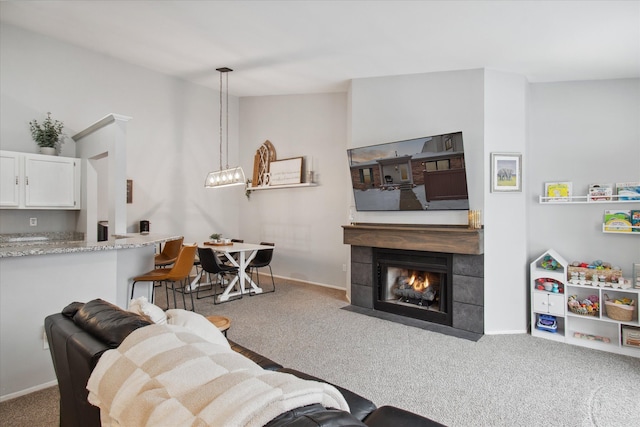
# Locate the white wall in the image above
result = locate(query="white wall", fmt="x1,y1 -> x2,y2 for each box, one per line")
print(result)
0,24 -> 241,243
238,94 -> 349,288
483,70 -> 529,333
528,79 -> 640,277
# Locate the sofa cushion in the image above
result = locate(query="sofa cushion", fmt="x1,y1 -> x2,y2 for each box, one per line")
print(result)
265,403 -> 367,427
71,299 -> 152,348
228,339 -> 284,371
277,368 -> 377,421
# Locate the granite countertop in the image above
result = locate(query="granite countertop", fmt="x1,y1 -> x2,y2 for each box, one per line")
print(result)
0,233 -> 182,258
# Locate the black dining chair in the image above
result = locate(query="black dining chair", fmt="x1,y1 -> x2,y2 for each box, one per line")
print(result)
246,242 -> 275,294
196,247 -> 241,303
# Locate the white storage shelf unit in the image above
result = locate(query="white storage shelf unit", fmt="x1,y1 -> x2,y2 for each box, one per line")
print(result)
531,249 -> 568,343
531,249 -> 640,358
565,283 -> 639,356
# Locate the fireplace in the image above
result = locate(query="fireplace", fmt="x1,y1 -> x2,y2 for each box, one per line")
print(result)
374,248 -> 452,326
343,224 -> 484,336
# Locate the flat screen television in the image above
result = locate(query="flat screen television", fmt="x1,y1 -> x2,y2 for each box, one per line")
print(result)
347,132 -> 469,211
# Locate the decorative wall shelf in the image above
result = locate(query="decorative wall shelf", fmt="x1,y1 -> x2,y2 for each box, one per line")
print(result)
248,183 -> 318,191
539,195 -> 640,204
602,225 -> 640,235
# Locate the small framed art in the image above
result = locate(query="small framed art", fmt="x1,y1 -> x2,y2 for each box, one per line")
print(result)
490,152 -> 522,192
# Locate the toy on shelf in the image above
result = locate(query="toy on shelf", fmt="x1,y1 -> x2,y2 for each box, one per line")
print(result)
567,294 -> 599,316
536,314 -> 558,333
541,254 -> 559,270
573,332 -> 611,343
535,278 -> 564,294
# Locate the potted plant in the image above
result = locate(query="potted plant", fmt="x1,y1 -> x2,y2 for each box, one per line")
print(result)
29,112 -> 65,155
209,233 -> 222,243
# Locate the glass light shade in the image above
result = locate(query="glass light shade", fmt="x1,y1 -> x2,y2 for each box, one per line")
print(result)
205,166 -> 246,188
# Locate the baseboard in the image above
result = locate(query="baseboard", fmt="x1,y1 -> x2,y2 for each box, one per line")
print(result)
266,272 -> 347,292
0,380 -> 57,403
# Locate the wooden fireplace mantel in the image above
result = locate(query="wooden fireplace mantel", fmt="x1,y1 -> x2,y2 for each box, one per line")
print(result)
342,223 -> 484,255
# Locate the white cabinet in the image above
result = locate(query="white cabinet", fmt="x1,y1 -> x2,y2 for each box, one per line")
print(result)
532,292 -> 565,316
530,248 -> 640,358
0,150 -> 81,210
0,151 -> 20,207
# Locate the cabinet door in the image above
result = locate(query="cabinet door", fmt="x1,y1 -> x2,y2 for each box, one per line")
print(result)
533,292 -> 551,313
24,155 -> 78,208
533,292 -> 565,316
547,293 -> 565,316
0,152 -> 20,207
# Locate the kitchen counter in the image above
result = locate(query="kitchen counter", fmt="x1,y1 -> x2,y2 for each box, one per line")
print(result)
0,232 -> 183,399
0,233 -> 181,258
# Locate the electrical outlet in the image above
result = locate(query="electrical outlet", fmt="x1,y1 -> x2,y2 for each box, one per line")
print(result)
42,329 -> 49,350
30,218 -> 37,226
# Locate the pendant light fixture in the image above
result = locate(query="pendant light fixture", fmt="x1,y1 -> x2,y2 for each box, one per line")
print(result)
205,67 -> 246,188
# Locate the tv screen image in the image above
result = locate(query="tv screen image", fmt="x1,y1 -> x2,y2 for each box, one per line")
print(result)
347,132 -> 469,211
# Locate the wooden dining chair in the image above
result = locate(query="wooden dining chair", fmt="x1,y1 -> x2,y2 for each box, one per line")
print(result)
154,237 -> 184,268
246,242 -> 275,294
131,244 -> 198,311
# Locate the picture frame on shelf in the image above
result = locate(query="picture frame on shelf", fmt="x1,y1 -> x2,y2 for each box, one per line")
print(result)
268,157 -> 303,186
490,152 -> 522,193
545,181 -> 572,201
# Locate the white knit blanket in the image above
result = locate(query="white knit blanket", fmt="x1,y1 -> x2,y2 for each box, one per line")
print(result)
87,324 -> 349,427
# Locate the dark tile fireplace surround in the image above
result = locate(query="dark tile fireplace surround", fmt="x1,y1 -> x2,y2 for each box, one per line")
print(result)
343,224 -> 484,338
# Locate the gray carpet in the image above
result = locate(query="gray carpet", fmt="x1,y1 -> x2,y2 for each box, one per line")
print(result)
2,278 -> 639,426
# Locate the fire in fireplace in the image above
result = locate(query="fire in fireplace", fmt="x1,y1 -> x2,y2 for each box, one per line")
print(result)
374,249 -> 452,326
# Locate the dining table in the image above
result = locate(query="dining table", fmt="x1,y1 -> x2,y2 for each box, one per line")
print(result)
194,242 -> 274,303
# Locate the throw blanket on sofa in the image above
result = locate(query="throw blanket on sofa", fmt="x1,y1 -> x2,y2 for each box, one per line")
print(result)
87,324 -> 349,427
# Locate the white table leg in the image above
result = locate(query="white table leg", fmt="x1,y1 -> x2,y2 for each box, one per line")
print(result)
185,270 -> 203,292
217,251 -> 242,303
242,250 -> 263,295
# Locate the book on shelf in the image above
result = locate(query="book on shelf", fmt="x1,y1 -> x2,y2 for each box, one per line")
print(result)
588,183 -> 613,202
545,182 -> 572,201
632,210 -> 640,233
604,210 -> 632,232
615,182 -> 640,200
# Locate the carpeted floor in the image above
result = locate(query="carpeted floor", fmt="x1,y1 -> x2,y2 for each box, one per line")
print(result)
2,278 -> 639,426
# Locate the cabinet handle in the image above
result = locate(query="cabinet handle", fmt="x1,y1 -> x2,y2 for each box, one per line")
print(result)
25,176 -> 29,185
15,176 -> 18,185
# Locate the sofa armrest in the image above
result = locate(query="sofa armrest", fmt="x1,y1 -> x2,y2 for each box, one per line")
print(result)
227,339 -> 283,371
277,368 -> 377,422
363,405 -> 445,427
45,313 -> 105,427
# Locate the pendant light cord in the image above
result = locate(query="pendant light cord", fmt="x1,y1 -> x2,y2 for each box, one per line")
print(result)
225,72 -> 229,169
219,70 -> 223,171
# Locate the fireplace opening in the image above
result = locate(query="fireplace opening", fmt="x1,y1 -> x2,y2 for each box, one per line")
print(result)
374,249 -> 452,326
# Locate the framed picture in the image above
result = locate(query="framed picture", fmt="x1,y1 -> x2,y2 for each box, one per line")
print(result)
490,152 -> 522,192
268,157 -> 303,186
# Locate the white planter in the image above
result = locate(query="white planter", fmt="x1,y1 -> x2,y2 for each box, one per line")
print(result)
39,147 -> 57,156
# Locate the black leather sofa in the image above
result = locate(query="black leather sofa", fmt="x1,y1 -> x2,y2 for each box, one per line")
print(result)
44,299 -> 444,427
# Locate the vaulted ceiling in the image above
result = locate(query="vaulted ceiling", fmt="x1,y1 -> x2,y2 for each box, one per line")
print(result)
1,1 -> 638,97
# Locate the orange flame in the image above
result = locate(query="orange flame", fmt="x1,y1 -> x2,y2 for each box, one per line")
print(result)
411,273 -> 429,292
